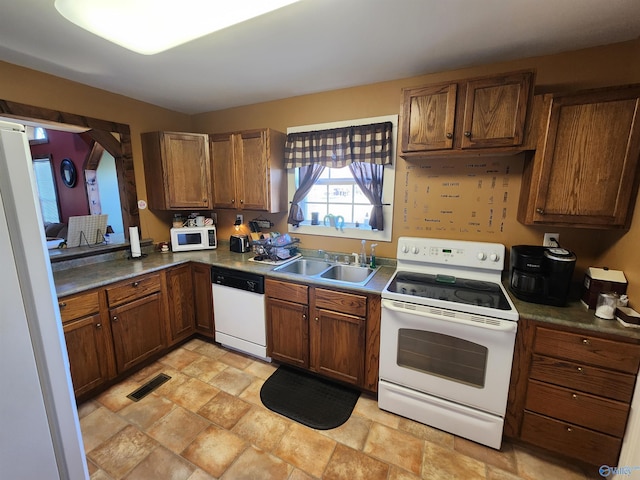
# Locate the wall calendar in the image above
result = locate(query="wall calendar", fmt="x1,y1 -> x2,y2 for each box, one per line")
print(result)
399,154 -> 524,236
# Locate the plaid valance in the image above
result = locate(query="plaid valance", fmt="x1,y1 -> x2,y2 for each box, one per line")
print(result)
285,121 -> 393,169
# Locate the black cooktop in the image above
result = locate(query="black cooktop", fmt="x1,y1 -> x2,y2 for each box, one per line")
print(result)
386,271 -> 512,310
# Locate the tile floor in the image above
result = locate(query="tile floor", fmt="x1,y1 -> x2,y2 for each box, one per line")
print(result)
79,338 -> 601,480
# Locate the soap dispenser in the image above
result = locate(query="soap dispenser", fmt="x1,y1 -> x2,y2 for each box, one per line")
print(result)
360,240 -> 367,267
370,243 -> 378,268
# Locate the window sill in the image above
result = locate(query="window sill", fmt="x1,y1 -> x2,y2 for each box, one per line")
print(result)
288,223 -> 391,242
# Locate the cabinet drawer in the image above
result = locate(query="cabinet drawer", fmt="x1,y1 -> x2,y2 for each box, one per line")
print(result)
266,278 -> 308,304
525,380 -> 629,437
315,288 -> 367,317
58,291 -> 100,323
530,354 -> 637,403
521,411 -> 621,466
106,273 -> 161,307
534,327 -> 640,373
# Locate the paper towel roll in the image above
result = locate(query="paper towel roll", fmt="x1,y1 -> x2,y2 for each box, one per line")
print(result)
129,226 -> 141,258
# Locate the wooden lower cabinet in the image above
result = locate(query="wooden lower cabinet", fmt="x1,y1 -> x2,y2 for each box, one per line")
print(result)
59,290 -> 115,398
506,318 -> 640,466
165,264 -> 196,345
266,278 -> 377,390
192,262 -> 214,337
109,292 -> 166,372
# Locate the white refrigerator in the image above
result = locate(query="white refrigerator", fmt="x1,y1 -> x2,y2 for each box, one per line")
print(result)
0,121 -> 88,479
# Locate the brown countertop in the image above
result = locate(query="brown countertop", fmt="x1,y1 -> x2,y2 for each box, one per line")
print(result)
53,251 -> 639,340
508,289 -> 640,341
53,249 -> 396,298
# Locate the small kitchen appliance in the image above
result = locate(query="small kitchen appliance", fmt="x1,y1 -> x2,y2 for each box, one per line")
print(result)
581,267 -> 627,309
379,237 -> 518,449
230,233 -> 251,253
509,245 -> 576,307
170,225 -> 217,252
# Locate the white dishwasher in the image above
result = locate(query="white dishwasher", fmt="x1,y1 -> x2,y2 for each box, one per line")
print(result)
211,266 -> 270,361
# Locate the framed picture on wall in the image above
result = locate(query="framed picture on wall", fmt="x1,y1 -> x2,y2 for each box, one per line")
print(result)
60,158 -> 77,188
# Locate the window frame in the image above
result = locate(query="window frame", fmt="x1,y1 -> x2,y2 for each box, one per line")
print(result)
286,114 -> 397,242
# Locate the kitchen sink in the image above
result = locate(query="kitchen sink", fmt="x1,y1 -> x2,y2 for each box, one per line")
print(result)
273,258 -> 378,286
273,258 -> 332,276
319,264 -> 377,285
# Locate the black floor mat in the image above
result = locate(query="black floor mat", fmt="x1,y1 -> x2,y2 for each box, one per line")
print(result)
260,366 -> 360,430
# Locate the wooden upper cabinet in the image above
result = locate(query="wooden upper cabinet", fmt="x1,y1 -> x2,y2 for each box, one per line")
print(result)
402,83 -> 457,152
210,128 -> 286,212
400,70 -> 534,158
141,131 -> 211,210
518,85 -> 640,228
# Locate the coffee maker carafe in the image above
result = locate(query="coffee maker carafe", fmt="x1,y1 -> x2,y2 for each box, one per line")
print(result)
509,245 -> 576,306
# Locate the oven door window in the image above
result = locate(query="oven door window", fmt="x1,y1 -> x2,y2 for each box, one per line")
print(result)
397,329 -> 488,388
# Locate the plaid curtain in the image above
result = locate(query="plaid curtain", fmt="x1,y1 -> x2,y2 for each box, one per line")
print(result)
285,121 -> 393,168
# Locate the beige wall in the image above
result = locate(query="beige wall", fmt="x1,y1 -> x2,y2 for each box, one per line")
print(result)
191,38 -> 640,300
0,61 -> 192,241
2,38 -> 640,300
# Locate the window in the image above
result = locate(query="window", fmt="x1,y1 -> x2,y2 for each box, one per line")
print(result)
31,155 -> 61,223
286,115 -> 397,242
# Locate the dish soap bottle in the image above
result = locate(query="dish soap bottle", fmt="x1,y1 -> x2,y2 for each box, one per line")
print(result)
370,243 -> 378,268
360,240 -> 367,267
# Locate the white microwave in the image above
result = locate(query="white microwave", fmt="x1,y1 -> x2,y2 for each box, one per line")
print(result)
170,226 -> 217,252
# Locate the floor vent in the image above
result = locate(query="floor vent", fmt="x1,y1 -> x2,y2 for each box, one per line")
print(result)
127,373 -> 171,402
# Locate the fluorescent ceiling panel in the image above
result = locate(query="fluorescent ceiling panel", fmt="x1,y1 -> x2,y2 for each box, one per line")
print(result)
55,0 -> 301,55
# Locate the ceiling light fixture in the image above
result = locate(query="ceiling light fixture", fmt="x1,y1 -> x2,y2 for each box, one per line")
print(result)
54,0 -> 301,55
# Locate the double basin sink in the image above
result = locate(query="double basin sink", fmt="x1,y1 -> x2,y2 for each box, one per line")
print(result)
273,257 -> 377,286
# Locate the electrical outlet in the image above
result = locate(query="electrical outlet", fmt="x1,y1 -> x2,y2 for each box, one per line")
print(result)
236,214 -> 243,225
543,233 -> 559,247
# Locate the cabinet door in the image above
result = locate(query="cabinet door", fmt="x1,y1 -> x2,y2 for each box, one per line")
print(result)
401,83 -> 457,152
523,87 -> 640,227
236,130 -> 269,210
162,132 -> 211,209
311,308 -> 365,386
461,71 -> 532,149
63,313 -> 114,397
165,264 -> 195,345
210,133 -> 237,208
192,263 -> 214,337
110,293 -> 166,372
266,296 -> 309,368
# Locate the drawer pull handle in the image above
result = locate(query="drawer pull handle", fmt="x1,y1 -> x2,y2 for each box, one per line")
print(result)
572,394 -> 578,399
566,427 -> 572,432
577,367 -> 583,374
59,302 -> 67,308
132,281 -> 140,287
582,338 -> 590,345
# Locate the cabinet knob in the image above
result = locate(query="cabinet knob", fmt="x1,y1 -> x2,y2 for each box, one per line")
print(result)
132,281 -> 139,287
240,199 -> 244,204
446,133 -> 453,139
96,323 -> 102,329
464,131 -> 471,137
536,208 -> 544,215
302,314 -> 307,320
112,315 -> 118,322
59,302 -> 67,308
315,317 -> 319,322
572,393 -> 578,399
577,367 -> 583,374
231,199 -> 235,204
566,427 -> 572,432
582,338 -> 590,345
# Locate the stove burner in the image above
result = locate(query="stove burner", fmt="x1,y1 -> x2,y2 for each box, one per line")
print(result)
460,279 -> 498,291
454,290 -> 495,307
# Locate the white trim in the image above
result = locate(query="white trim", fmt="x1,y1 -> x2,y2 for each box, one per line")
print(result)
286,114 -> 397,242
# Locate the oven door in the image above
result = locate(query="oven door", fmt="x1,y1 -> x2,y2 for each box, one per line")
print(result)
379,299 -> 517,416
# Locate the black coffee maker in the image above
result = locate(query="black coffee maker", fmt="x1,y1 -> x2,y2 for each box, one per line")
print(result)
509,245 -> 576,306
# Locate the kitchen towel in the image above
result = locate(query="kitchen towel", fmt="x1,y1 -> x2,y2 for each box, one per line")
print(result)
129,226 -> 141,257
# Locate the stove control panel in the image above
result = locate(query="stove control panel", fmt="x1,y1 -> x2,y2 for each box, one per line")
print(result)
396,237 -> 505,271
